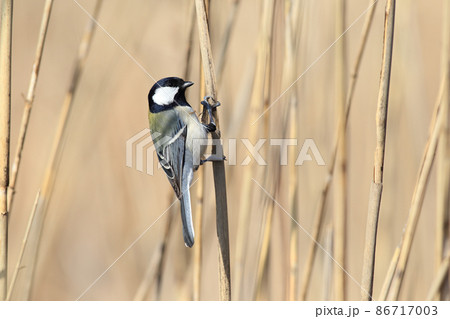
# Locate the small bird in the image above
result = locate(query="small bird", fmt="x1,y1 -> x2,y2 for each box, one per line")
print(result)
148,77 -> 217,247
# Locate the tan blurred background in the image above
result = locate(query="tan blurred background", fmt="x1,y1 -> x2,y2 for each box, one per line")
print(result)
7,0 -> 445,300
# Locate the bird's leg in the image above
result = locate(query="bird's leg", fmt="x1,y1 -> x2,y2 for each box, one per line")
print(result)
199,96 -> 224,166
201,96 -> 220,133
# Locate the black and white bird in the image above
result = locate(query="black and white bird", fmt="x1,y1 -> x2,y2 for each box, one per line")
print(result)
147,77 -> 217,247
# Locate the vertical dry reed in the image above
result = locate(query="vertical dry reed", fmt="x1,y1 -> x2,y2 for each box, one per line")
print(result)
387,67 -> 445,301
299,0 -> 378,300
435,0 -> 450,301
153,206 -> 174,300
360,0 -> 396,301
195,0 -> 231,301
427,254 -> 450,301
378,246 -> 400,300
0,0 -> 13,301
216,0 -> 240,82
287,92 -> 300,300
254,198 -> 275,300
233,0 -> 275,300
380,77 -> 444,300
285,0 -> 299,301
7,0 -> 54,212
13,0 -> 103,299
133,245 -> 163,301
254,0 -> 278,300
6,191 -> 41,300
334,0 -> 348,301
133,205 -> 174,301
323,225 -> 334,300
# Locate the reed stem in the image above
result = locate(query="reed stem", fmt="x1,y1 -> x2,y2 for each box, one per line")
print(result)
233,0 -> 274,300
0,0 -> 13,301
379,73 -> 445,300
378,246 -> 400,300
195,0 -> 231,300
334,0 -> 348,301
427,254 -> 450,301
7,0 -> 54,212
435,0 -> 450,301
387,63 -> 445,302
299,0 -> 378,300
134,207 -> 174,301
6,191 -> 40,300
283,0 -> 301,301
360,0 -> 396,301
16,0 -> 103,299
216,0 -> 240,82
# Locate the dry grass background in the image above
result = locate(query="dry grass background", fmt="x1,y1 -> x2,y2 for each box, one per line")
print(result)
5,0 -> 447,300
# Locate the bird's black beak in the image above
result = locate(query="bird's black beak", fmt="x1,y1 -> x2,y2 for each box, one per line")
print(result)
182,81 -> 194,89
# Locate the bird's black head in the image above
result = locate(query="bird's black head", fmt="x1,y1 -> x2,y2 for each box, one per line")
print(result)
148,77 -> 194,113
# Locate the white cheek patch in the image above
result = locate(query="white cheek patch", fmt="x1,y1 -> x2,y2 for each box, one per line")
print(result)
152,86 -> 179,105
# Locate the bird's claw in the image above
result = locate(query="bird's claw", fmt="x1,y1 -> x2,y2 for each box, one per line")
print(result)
202,96 -> 221,109
200,155 -> 226,165
201,96 -> 220,133
204,122 -> 216,133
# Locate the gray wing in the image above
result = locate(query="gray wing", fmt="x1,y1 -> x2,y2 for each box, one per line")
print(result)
152,120 -> 187,200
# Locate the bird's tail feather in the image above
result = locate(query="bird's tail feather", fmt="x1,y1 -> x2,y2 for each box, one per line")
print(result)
180,189 -> 195,247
